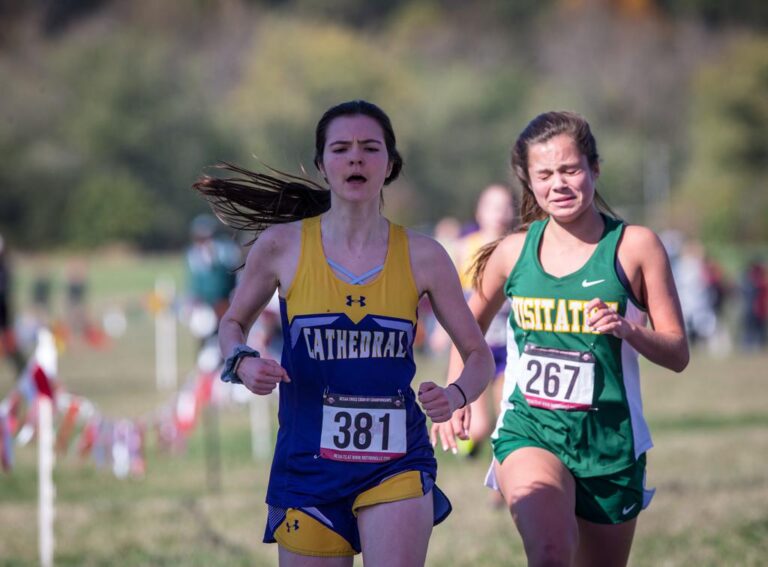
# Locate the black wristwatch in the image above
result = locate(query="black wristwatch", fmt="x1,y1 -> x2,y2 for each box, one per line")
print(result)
221,344 -> 261,384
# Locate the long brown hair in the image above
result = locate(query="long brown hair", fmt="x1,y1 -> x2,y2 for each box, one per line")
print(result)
193,100 -> 403,238
471,111 -> 619,290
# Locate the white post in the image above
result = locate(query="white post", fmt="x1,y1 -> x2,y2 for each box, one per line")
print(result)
249,395 -> 272,461
34,328 -> 58,567
155,277 -> 177,391
38,395 -> 54,567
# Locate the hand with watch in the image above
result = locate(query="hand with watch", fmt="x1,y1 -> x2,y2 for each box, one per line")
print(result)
221,343 -> 291,395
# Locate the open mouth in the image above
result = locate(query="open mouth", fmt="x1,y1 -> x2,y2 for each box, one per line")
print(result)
346,174 -> 367,183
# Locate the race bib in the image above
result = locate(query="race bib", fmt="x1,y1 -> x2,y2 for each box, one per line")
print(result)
320,393 -> 407,463
516,344 -> 595,411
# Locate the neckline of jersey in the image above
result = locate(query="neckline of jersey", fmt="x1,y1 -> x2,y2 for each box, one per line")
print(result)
531,214 -> 610,283
317,217 -> 393,290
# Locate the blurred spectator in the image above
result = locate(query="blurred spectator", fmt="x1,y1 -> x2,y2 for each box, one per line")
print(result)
30,264 -> 54,324
741,258 -> 768,351
429,186 -> 516,356
433,216 -> 461,263
703,255 -> 728,320
451,184 -> 515,469
660,229 -> 684,267
186,214 -> 241,340
702,254 -> 732,356
65,259 -> 89,336
429,184 -> 515,487
0,234 -> 26,375
414,217 -> 461,355
674,239 -> 717,347
63,259 -> 108,349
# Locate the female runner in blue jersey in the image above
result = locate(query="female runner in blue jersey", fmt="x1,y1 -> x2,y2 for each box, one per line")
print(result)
194,100 -> 495,567
433,111 -> 689,567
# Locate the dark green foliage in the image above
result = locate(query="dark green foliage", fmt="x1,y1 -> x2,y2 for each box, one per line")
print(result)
674,36 -> 768,241
0,2 -> 765,249
658,0 -> 768,29
0,27 -> 237,249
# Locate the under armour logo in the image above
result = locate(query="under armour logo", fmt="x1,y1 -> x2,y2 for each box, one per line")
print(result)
286,519 -> 300,532
346,295 -> 366,307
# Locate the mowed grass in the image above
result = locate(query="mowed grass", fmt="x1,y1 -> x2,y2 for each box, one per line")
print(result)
1,254 -> 767,566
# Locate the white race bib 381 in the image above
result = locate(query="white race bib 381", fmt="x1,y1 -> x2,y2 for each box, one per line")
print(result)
320,393 -> 407,463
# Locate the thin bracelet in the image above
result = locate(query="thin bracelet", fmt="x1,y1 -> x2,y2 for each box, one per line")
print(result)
450,382 -> 468,409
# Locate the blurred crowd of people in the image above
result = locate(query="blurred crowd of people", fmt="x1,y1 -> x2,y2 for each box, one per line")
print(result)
182,206 -> 768,366
0,243 -> 113,381
2,210 -> 768,383
660,230 -> 768,356
419,207 -> 768,363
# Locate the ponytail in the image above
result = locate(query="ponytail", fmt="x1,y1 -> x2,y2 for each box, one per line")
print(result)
192,161 -> 330,241
470,237 -> 504,293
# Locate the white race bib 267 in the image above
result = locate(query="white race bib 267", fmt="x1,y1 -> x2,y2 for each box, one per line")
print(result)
516,343 -> 595,411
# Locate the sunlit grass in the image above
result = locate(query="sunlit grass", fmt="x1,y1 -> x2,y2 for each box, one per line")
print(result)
1,255 -> 767,566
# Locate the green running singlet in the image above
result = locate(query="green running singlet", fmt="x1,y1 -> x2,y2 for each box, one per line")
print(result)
492,215 -> 652,477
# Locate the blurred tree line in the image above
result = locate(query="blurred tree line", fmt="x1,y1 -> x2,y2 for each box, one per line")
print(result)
0,0 -> 766,250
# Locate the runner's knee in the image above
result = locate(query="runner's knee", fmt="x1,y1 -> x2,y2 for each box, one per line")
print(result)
525,534 -> 577,567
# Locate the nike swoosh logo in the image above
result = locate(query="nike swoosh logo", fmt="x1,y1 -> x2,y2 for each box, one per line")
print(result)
581,279 -> 605,288
622,503 -> 637,515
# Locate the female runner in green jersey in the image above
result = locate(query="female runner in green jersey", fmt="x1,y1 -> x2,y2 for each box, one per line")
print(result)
433,111 -> 689,567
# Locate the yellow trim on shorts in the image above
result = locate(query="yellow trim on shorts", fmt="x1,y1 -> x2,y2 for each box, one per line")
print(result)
273,508 -> 356,557
352,470 -> 423,516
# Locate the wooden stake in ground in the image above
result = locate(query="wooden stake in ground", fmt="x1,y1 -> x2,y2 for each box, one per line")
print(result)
38,394 -> 54,567
154,277 -> 178,391
34,328 -> 58,567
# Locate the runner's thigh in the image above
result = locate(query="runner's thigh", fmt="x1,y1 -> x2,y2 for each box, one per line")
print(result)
496,447 -> 578,562
357,492 -> 433,567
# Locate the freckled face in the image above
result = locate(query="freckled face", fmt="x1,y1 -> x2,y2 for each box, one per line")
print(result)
527,133 -> 599,222
317,115 -> 393,204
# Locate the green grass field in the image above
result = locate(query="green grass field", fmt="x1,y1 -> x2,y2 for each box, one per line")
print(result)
1,254 -> 767,566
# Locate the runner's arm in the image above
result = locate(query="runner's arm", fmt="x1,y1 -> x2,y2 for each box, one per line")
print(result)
588,226 -> 689,372
409,233 -> 495,422
218,225 -> 292,393
433,234 -> 523,449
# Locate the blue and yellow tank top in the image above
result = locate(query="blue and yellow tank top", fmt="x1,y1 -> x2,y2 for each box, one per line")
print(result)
458,232 -> 487,291
459,231 -> 510,350
266,215 -> 437,507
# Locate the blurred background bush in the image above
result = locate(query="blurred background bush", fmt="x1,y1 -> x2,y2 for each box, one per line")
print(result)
1,0 -> 766,251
